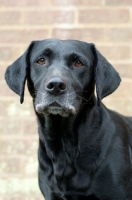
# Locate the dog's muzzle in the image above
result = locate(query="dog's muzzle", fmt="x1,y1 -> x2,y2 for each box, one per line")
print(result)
36,102 -> 76,117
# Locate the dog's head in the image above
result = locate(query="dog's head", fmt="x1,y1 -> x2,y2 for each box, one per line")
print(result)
5,39 -> 121,117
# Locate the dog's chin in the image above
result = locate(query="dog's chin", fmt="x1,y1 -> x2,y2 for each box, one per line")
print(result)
47,106 -> 73,117
35,103 -> 76,117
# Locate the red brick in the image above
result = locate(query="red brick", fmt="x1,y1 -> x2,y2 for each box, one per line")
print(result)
1,193 -> 43,200
106,28 -> 132,43
111,80 -> 132,99
0,29 -> 49,44
53,28 -> 105,42
21,119 -> 37,135
79,0 -> 102,5
0,157 -> 21,176
0,0 -> 25,7
0,0 -> 49,7
0,47 -> 21,61
1,81 -> 18,97
114,64 -> 132,78
0,178 -> 40,195
0,99 -> 34,117
24,11 -> 74,25
2,85 -> 17,99
53,28 -> 81,40
0,67 -> 6,80
0,117 -> 23,135
97,45 -> 130,60
79,9 -> 129,23
0,114 -> 38,137
82,29 -> 105,42
1,77 -> 33,98
96,67 -> 132,113
52,11 -> 74,24
0,139 -> 38,155
106,0 -> 132,6
25,0 -> 49,6
52,0 -> 102,6
0,11 -> 22,25
103,98 -> 132,116
24,86 -> 32,96
21,156 -> 38,177
1,74 -> 31,97
2,71 -> 18,98
0,194 -> 22,200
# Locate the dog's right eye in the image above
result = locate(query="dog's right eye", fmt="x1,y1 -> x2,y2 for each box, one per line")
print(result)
37,58 -> 45,65
75,60 -> 83,67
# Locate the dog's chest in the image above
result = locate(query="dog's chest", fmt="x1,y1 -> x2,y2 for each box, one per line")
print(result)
47,145 -> 91,197
40,121 -> 92,196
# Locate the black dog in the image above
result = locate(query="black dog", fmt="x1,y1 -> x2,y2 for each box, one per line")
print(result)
5,39 -> 132,200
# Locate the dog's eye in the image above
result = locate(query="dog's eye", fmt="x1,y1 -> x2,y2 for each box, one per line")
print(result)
75,60 -> 83,67
37,58 -> 45,65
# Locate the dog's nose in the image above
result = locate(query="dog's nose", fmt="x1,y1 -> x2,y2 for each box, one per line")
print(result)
46,77 -> 67,95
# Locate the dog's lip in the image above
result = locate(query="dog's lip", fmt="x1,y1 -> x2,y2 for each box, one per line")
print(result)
49,102 -> 61,107
35,102 -> 76,117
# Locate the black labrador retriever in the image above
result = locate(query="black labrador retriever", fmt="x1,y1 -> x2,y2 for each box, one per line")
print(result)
5,39 -> 132,200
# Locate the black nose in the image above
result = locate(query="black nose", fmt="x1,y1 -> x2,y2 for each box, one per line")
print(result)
46,77 -> 67,95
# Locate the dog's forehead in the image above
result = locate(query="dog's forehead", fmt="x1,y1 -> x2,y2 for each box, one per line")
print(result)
31,39 -> 91,56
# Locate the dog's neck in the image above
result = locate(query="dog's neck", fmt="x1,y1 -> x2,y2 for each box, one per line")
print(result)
36,96 -> 96,141
35,98 -> 113,169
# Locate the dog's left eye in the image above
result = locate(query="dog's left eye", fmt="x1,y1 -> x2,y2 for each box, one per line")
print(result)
75,60 -> 83,67
37,58 -> 45,65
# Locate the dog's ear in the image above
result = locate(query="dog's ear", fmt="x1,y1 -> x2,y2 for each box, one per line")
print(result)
91,44 -> 121,106
5,42 -> 34,104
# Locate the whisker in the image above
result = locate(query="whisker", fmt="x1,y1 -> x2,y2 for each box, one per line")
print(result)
30,89 -> 94,105
66,92 -> 89,103
76,94 -> 89,102
75,90 -> 88,93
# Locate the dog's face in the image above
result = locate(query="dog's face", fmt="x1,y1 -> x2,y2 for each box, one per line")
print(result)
28,39 -> 95,117
5,39 -> 121,117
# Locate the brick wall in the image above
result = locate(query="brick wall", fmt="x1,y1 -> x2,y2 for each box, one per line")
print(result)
0,0 -> 132,199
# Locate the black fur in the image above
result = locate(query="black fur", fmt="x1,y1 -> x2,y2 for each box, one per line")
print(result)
5,39 -> 132,200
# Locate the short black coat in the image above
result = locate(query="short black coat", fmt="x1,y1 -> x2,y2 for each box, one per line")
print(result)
5,39 -> 132,200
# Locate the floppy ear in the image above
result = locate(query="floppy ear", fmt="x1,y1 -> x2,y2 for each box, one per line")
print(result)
5,42 -> 34,104
91,44 -> 121,106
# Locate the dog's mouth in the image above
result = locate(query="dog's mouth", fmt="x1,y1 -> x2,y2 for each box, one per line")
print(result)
35,102 -> 76,117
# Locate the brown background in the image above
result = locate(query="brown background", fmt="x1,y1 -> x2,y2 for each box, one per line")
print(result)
0,0 -> 132,199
